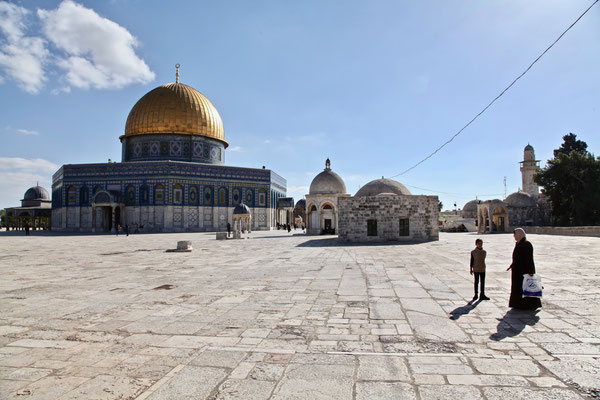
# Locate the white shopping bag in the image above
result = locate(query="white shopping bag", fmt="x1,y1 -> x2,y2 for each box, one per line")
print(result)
522,274 -> 543,298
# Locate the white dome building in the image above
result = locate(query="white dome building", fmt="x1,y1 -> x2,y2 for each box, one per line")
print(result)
305,159 -> 350,234
476,144 -> 550,233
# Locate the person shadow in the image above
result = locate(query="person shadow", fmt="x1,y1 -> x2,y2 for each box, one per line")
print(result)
490,308 -> 540,341
449,299 -> 481,320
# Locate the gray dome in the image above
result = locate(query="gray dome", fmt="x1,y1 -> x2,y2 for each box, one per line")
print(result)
505,192 -> 536,207
463,200 -> 479,212
355,178 -> 412,197
295,199 -> 306,209
24,185 -> 49,200
309,168 -> 346,195
524,144 -> 534,151
233,203 -> 251,215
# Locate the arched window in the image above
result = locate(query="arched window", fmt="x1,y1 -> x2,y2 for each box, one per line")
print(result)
204,186 -> 213,205
309,205 -> 317,212
67,186 -> 76,205
173,184 -> 183,204
93,185 -> 102,195
246,189 -> 253,206
323,204 -> 333,210
259,189 -> 267,207
80,186 -> 89,205
232,188 -> 241,205
125,185 -> 135,206
189,186 -> 198,205
154,184 -> 164,204
218,187 -> 228,206
140,185 -> 149,205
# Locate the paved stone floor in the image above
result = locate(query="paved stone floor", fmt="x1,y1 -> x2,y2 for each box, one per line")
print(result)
0,230 -> 599,399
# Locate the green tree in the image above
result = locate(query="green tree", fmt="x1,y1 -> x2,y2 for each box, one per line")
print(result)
535,134 -> 600,226
553,132 -> 588,157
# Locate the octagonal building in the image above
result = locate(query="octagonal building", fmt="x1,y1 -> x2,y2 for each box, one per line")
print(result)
52,69 -> 286,232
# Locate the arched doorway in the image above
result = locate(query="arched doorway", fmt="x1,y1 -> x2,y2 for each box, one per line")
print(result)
492,206 -> 508,232
92,191 -> 123,233
321,203 -> 335,234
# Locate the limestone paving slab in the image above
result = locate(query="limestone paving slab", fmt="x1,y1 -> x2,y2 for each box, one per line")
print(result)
1,231 -> 599,399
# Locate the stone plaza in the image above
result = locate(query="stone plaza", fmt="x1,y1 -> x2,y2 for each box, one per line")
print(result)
0,231 -> 598,399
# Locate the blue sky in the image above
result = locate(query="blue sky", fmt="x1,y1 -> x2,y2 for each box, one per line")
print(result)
1,0 -> 598,211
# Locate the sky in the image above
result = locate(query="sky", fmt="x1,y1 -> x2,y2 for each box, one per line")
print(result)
1,0 -> 599,211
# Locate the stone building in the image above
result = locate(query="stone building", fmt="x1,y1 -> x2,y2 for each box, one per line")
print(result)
338,178 -> 439,242
4,185 -> 52,230
51,68 -> 286,232
476,144 -> 550,233
305,159 -> 350,234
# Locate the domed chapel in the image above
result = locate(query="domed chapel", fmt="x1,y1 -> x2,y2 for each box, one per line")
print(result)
305,160 -> 439,242
52,66 -> 287,232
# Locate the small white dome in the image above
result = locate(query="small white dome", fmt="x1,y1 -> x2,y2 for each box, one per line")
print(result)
355,178 -> 412,197
505,192 -> 536,207
309,166 -> 346,195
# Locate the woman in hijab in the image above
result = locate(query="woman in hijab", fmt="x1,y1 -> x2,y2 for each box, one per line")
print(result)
507,228 -> 542,309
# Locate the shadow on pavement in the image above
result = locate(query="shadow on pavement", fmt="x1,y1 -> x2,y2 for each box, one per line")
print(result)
296,238 -> 433,247
490,308 -> 540,341
449,300 -> 481,320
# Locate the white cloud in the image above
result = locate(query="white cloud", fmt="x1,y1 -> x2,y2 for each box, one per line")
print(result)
284,185 -> 309,203
38,0 -> 155,90
0,1 -> 49,93
16,129 -> 39,135
228,146 -> 243,152
0,157 -> 58,172
0,1 -> 154,94
0,157 -> 58,209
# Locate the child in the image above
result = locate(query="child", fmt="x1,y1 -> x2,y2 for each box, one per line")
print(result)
470,238 -> 490,301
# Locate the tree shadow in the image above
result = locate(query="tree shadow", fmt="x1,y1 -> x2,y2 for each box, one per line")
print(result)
490,308 -> 540,341
449,300 -> 481,320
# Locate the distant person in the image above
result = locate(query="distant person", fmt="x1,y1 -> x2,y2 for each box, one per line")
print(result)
125,224 -> 129,237
507,228 -> 542,310
227,222 -> 231,237
24,223 -> 30,236
287,223 -> 291,233
115,223 -> 120,236
470,238 -> 489,301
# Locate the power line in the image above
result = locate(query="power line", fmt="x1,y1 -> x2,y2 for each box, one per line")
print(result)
389,0 -> 599,179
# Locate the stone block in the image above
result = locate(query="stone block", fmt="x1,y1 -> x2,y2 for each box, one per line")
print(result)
177,241 -> 192,251
216,232 -> 227,240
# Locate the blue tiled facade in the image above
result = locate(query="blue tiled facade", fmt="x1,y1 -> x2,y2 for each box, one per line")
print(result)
52,160 -> 287,232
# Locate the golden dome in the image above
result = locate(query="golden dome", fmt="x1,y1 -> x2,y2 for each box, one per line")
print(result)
124,82 -> 227,147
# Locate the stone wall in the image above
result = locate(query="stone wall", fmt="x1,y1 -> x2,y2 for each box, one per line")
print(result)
524,226 -> 600,237
338,195 -> 439,242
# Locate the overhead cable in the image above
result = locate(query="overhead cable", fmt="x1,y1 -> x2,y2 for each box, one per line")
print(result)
388,0 -> 599,178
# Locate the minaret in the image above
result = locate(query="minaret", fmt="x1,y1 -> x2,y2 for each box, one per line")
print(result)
520,144 -> 540,198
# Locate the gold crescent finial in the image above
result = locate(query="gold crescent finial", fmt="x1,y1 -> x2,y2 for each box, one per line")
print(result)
175,63 -> 180,83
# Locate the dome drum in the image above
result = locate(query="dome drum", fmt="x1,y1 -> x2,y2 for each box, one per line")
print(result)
121,133 -> 225,164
